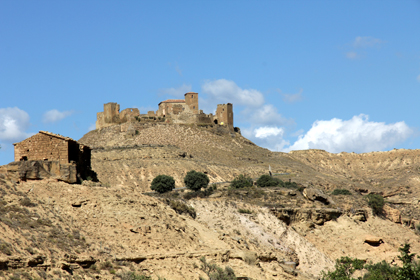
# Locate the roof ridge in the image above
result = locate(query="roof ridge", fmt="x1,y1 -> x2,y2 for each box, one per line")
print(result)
39,131 -> 74,141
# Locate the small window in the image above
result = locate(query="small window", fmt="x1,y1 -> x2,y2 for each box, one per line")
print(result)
191,95 -> 194,98
193,106 -> 195,109
26,149 -> 29,152
20,156 -> 28,161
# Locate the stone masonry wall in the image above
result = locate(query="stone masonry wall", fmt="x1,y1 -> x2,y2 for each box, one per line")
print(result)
96,103 -> 140,129
14,133 -> 69,163
216,104 -> 233,127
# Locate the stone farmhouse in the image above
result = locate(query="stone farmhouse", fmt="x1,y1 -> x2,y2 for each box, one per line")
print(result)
95,92 -> 234,130
13,131 -> 93,183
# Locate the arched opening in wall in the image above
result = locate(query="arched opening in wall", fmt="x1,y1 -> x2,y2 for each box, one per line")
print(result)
20,156 -> 28,161
214,119 -> 218,125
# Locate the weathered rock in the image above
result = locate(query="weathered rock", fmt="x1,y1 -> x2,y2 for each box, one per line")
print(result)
383,205 -> 401,223
28,255 -> 46,267
270,207 -> 342,226
364,235 -> 383,246
303,188 -> 334,205
229,250 -> 257,265
279,262 -> 298,276
1,161 -> 77,183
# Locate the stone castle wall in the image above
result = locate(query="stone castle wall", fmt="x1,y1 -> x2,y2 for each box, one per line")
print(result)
96,92 -> 234,130
96,102 -> 140,130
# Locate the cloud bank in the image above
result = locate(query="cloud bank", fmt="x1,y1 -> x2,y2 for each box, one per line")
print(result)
284,114 -> 413,153
42,109 -> 73,124
201,79 -> 264,107
0,107 -> 32,143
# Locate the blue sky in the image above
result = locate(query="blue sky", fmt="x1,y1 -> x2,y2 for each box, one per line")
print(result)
1,1 -> 420,165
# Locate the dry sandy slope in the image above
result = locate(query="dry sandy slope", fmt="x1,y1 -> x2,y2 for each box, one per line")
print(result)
0,178 -> 318,279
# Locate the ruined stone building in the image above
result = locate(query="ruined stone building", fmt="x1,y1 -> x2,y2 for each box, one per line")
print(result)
13,131 -> 93,183
96,102 -> 140,130
96,92 -> 234,129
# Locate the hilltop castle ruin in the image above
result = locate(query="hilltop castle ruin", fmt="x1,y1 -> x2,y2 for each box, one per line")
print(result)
96,92 -> 233,130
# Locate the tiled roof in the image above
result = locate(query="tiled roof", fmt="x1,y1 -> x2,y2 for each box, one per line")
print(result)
159,99 -> 185,104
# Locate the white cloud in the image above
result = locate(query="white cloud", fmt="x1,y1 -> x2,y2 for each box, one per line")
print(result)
353,36 -> 384,48
42,109 -> 73,124
346,51 -> 359,59
158,84 -> 192,97
284,114 -> 413,153
280,89 -> 303,103
255,126 -> 284,139
247,104 -> 290,126
0,107 -> 32,142
201,79 -> 264,107
243,126 -> 290,152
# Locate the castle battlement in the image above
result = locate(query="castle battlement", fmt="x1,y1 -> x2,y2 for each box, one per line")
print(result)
95,93 -> 233,130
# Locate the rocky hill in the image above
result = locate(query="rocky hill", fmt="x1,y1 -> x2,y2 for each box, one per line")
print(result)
1,122 -> 420,279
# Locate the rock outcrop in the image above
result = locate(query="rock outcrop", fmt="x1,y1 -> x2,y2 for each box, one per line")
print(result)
0,161 -> 77,183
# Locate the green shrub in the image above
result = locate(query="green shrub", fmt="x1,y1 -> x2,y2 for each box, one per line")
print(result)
199,257 -> 236,280
283,181 -> 299,189
118,271 -> 153,280
256,175 -> 281,188
363,261 -> 396,280
184,170 -> 209,191
168,200 -> 196,219
332,189 -> 352,195
321,243 -> 420,280
183,185 -> 215,200
150,175 -> 175,193
183,185 -> 216,200
238,209 -> 252,214
367,194 -> 385,216
320,256 -> 365,280
230,174 -> 253,189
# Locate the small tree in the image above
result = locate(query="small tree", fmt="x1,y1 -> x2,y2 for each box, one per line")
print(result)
150,175 -> 175,193
256,175 -> 282,188
367,194 -> 385,216
184,170 -> 209,191
230,174 -> 253,189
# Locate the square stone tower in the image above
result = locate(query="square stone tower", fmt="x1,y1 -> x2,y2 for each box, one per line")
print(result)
184,92 -> 199,114
216,103 -> 233,127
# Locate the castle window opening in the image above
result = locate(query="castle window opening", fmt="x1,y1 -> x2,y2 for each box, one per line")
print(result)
26,149 -> 29,152
214,119 -> 218,124
193,106 -> 195,109
191,95 -> 194,98
20,156 -> 27,161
